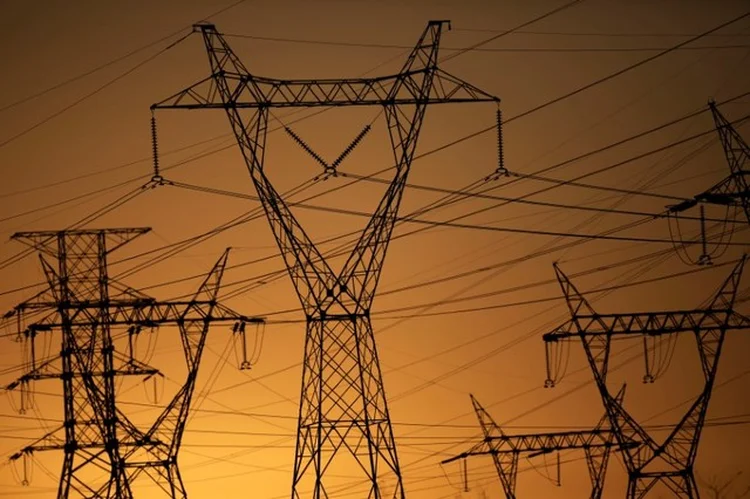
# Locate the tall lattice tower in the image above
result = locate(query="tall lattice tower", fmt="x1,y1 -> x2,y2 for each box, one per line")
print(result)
152,21 -> 499,498
3,229 -> 261,498
543,258 -> 748,498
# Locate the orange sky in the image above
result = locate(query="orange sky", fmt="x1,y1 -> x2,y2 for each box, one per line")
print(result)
1,1 -> 750,498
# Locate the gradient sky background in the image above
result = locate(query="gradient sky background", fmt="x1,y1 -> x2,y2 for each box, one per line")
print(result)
1,1 -> 750,497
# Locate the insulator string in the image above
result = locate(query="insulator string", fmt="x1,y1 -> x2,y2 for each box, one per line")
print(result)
497,107 -> 505,174
150,111 -> 162,182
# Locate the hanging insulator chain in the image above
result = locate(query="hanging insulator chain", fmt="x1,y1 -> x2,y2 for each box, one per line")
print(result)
544,341 -> 556,387
698,204 -> 713,266
233,321 -> 252,370
286,125 -> 371,179
331,125 -> 371,170
285,127 -> 329,170
150,112 -> 165,186
462,458 -> 469,493
497,108 -> 506,174
642,336 -> 655,383
485,107 -> 509,181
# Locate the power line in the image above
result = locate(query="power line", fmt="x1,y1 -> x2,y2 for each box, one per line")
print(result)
0,32 -> 192,151
225,33 -> 750,53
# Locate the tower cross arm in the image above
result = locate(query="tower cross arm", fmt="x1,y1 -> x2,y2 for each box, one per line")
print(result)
151,69 -> 499,110
543,309 -> 750,341
441,430 -> 637,463
17,299 -> 263,329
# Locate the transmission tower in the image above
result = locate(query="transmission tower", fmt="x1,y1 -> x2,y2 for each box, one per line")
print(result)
2,228 -> 262,499
152,21 -> 498,499
542,257 -> 749,498
441,387 -> 632,498
696,101 -> 750,222
666,101 -> 750,264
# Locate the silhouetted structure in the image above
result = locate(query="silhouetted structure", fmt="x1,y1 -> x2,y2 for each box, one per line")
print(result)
152,20 -> 498,499
3,229 -> 261,499
442,388 -> 632,498
698,101 -> 750,222
667,101 -> 750,265
543,257 -> 749,498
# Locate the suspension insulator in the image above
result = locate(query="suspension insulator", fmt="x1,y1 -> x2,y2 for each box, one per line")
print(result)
331,125 -> 372,169
496,108 -> 505,174
285,126 -> 329,170
698,205 -> 713,266
151,113 -> 162,181
544,341 -> 556,387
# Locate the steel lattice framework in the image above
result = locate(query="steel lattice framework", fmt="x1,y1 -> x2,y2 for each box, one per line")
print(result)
3,229 -> 262,499
668,102 -> 750,218
543,257 -> 749,498
152,20 -> 498,499
695,102 -> 750,221
442,388 -> 632,498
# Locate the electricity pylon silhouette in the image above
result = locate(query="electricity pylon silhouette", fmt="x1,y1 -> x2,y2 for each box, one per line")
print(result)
666,101 -> 750,252
152,20 -> 498,499
694,101 -> 750,222
441,387 -> 632,498
2,229 -> 262,499
543,257 -> 749,498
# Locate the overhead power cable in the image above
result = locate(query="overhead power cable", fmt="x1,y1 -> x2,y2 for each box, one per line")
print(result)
224,33 -> 750,53
107,93 -> 749,303
0,32 -> 192,151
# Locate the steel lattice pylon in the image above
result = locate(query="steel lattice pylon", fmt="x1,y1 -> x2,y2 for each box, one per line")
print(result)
152,21 -> 498,499
442,388 -> 633,498
3,229 -> 262,499
666,102 -> 750,227
543,257 -> 749,498
694,101 -> 750,222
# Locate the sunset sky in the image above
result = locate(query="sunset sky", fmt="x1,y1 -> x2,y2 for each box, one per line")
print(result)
1,1 -> 750,498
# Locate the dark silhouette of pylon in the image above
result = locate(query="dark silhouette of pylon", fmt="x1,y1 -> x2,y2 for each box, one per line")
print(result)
152,20 -> 498,498
441,387 -> 632,498
665,102 -> 750,264
3,228 -> 262,499
543,257 -> 749,498
695,101 -> 750,222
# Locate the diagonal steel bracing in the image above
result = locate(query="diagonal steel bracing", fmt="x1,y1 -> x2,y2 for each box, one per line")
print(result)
442,387 -> 631,498
543,257 -> 749,498
4,229 -> 262,499
152,20 -> 498,499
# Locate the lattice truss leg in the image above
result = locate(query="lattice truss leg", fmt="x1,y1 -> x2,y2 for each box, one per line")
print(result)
544,257 -> 749,499
3,230 -> 258,499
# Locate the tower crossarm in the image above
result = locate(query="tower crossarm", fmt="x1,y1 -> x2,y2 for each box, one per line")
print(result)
442,429 -> 635,466
543,309 -> 750,342
152,70 -> 498,109
12,299 -> 259,329
152,23 -> 498,111
492,429 -> 629,454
